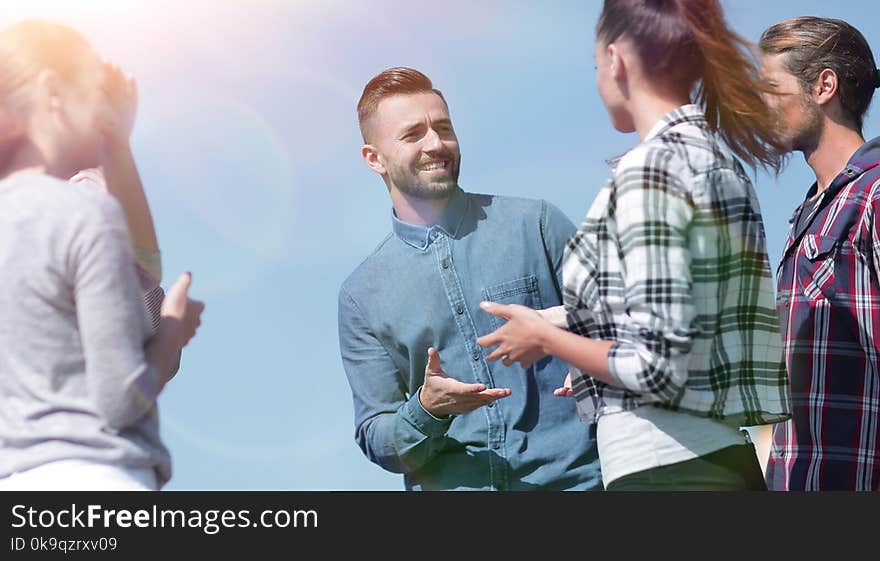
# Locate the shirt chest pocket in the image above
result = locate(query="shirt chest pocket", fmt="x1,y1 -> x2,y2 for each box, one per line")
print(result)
798,234 -> 838,301
483,275 -> 544,332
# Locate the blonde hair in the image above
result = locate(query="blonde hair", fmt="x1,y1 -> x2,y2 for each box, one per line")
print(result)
0,21 -> 96,158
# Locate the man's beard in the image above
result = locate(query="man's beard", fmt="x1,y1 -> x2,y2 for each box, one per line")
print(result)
786,95 -> 824,154
390,163 -> 460,200
395,180 -> 458,200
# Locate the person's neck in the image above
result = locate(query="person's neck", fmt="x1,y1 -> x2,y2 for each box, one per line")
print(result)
803,120 -> 864,193
0,143 -> 49,182
390,188 -> 454,227
630,89 -> 691,141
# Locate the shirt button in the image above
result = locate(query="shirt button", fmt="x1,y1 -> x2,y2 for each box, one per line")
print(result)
491,440 -> 501,449
472,350 -> 480,361
456,305 -> 464,315
441,258 -> 450,269
487,402 -> 495,408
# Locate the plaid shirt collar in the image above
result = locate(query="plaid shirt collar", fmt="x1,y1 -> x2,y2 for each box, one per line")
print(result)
605,104 -> 708,171
643,103 -> 707,142
784,137 -> 880,260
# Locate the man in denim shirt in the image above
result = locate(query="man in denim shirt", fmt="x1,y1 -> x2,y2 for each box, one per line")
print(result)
338,67 -> 601,490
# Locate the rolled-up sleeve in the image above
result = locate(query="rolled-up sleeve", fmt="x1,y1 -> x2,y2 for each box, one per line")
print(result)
606,149 -> 698,401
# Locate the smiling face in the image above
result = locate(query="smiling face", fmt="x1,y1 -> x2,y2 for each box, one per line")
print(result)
759,53 -> 823,153
366,91 -> 461,200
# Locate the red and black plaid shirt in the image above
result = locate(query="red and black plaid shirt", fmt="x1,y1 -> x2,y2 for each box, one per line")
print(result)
767,138 -> 880,491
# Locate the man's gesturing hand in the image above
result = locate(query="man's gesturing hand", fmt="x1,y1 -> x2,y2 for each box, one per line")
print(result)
418,347 -> 511,418
554,371 -> 574,397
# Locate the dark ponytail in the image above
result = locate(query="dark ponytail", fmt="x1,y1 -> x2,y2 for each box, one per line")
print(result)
597,0 -> 784,171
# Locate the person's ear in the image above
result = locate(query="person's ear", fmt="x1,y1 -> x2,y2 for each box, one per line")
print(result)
361,144 -> 386,175
608,43 -> 626,81
813,68 -> 838,107
33,69 -> 65,115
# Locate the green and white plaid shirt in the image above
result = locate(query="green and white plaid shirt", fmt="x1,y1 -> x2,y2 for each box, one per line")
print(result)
563,104 -> 791,427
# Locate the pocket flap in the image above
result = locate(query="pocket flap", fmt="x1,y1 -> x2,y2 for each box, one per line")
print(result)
803,234 -> 837,261
484,275 -> 539,300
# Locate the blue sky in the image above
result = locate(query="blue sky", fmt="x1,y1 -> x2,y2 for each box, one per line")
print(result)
3,0 -> 879,489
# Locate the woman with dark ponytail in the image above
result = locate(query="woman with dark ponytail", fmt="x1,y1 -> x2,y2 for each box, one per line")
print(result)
478,0 -> 792,490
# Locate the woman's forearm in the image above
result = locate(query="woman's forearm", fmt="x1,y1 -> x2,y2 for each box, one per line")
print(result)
101,141 -> 160,256
144,320 -> 181,393
540,325 -> 618,387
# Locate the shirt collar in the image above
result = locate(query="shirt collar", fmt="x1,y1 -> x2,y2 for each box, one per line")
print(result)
815,136 -> 880,199
391,186 -> 469,250
643,103 -> 707,143
605,104 -> 706,172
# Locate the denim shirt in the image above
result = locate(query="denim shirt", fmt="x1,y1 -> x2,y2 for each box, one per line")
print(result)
339,188 -> 601,490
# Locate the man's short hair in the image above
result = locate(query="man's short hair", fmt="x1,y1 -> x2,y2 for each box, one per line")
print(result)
760,17 -> 878,132
357,67 -> 446,142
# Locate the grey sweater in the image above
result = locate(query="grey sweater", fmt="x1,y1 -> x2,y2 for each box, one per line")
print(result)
0,173 -> 171,487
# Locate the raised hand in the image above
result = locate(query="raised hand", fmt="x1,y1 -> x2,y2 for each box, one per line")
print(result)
98,61 -> 138,150
160,272 -> 204,349
418,347 -> 511,418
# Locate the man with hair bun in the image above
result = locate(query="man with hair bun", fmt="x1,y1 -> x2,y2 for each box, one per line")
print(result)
760,16 -> 880,491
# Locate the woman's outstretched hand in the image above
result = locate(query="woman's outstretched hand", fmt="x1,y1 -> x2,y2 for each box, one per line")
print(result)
476,301 -> 553,369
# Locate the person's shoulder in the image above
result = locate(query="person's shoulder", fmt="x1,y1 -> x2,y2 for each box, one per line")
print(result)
6,173 -> 117,215
860,165 -> 880,207
618,135 -> 688,173
339,233 -> 396,299
466,190 -> 544,209
68,177 -> 127,227
613,133 -> 708,193
857,141 -> 880,194
463,190 -> 552,223
4,172 -> 68,198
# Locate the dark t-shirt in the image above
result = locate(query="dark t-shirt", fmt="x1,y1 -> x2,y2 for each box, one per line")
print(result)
795,192 -> 823,235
